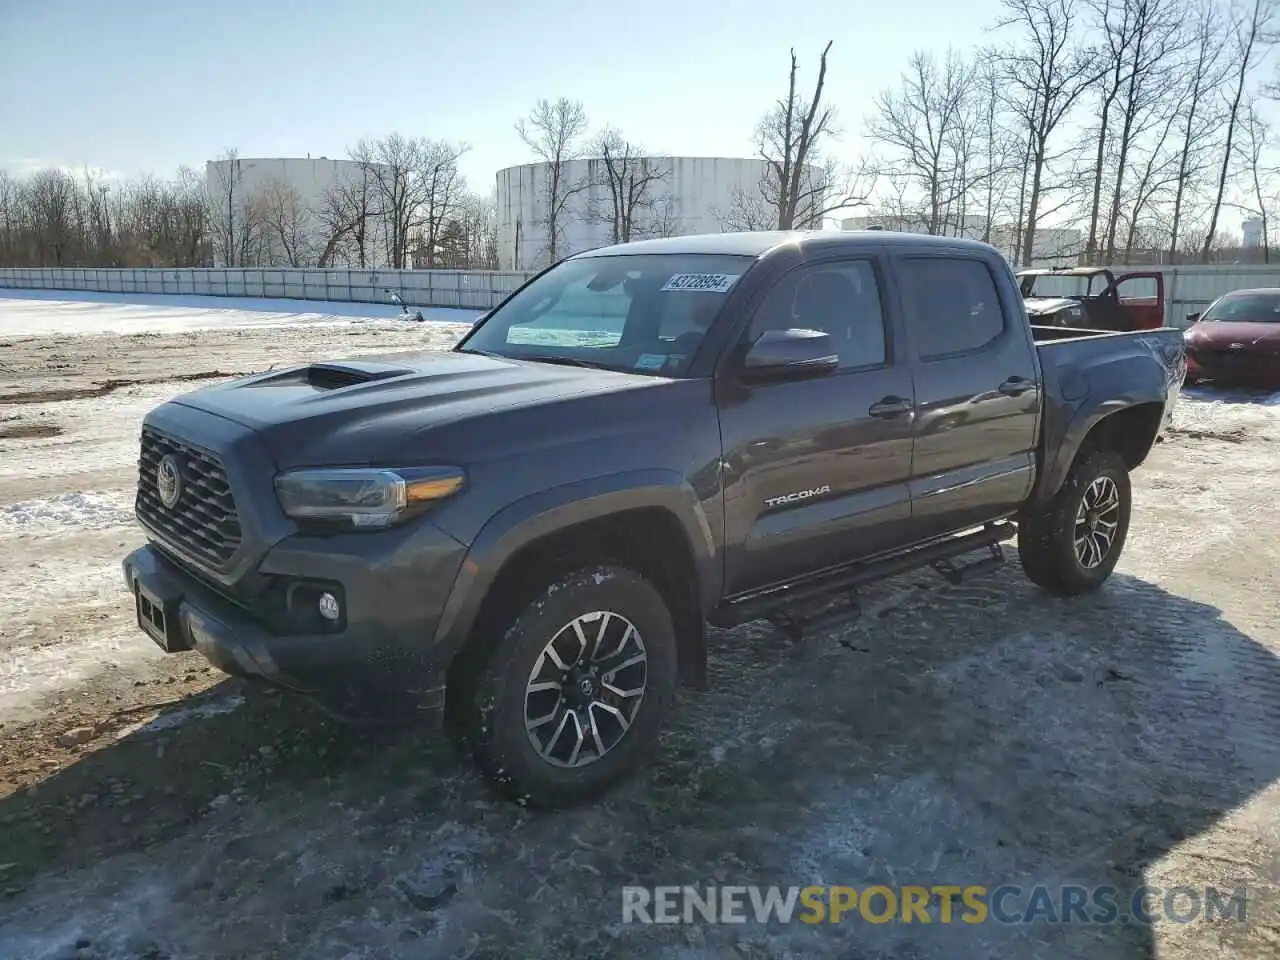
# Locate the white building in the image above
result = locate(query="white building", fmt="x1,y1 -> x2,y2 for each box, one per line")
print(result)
839,214 -> 1083,267
1243,218 -> 1265,249
204,157 -> 392,267
495,156 -> 822,270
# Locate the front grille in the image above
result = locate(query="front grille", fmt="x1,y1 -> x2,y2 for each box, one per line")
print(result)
136,428 -> 242,567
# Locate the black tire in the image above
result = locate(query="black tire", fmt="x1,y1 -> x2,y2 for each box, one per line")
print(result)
465,565 -> 678,809
1017,447 -> 1132,596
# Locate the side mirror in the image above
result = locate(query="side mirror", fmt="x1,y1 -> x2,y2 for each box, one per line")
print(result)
1186,312 -> 1201,324
741,328 -> 839,382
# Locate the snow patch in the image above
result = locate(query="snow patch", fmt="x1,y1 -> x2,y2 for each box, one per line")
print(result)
0,630 -> 167,724
0,290 -> 483,337
0,491 -> 135,532
119,695 -> 246,737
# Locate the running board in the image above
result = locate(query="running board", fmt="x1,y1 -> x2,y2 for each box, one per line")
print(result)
711,521 -> 1016,631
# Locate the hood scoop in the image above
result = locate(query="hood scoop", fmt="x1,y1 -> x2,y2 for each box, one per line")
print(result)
255,361 -> 414,392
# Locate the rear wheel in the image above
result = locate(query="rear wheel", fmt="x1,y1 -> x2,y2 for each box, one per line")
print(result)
1018,448 -> 1132,596
464,565 -> 678,808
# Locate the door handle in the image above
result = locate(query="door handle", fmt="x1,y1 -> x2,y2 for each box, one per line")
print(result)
868,395 -> 913,418
998,376 -> 1034,396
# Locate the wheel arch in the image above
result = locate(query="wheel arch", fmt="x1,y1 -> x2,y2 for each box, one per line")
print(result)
1030,400 -> 1166,508
433,471 -> 718,698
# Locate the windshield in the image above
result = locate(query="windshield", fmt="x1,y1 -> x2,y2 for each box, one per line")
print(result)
457,253 -> 756,376
1020,272 -> 1110,300
1201,293 -> 1280,323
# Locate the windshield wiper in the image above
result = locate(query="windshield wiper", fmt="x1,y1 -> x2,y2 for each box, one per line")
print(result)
518,354 -> 613,370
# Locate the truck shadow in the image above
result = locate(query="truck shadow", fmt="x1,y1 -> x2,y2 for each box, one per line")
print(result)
1,561 -> 1276,960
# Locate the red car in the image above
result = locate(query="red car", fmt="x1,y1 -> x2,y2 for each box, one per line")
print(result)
1183,288 -> 1280,387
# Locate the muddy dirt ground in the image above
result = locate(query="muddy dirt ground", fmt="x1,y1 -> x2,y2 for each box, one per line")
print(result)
1,312 -> 1279,959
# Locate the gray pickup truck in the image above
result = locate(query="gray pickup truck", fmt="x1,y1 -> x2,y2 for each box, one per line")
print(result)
122,231 -> 1186,807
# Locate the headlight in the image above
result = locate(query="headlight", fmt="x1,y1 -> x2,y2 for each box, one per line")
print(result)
274,466 -> 465,530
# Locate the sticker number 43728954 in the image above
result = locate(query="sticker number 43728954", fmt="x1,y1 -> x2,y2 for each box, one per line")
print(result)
660,273 -> 741,293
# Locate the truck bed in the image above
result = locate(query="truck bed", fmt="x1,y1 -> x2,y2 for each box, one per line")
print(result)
1031,323 -> 1186,474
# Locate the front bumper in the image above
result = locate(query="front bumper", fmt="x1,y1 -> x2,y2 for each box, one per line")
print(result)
123,528 -> 467,721
1185,349 -> 1280,387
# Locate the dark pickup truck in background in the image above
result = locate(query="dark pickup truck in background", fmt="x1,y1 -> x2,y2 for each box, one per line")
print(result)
122,231 -> 1186,807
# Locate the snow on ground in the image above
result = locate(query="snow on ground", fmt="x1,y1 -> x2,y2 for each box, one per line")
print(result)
2,296 -> 1280,959
0,288 -> 483,338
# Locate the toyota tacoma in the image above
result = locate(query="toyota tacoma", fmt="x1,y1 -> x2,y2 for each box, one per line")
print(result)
122,231 -> 1186,808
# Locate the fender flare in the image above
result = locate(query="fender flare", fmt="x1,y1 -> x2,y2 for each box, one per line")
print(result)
1030,370 -> 1169,506
430,469 -> 719,662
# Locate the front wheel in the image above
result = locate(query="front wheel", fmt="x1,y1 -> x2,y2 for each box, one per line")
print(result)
465,565 -> 678,808
1018,448 -> 1132,596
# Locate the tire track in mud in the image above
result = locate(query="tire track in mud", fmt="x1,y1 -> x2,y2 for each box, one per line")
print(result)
0,370 -> 250,405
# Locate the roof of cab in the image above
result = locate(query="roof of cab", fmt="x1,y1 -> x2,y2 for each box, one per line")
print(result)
570,230 -> 1001,260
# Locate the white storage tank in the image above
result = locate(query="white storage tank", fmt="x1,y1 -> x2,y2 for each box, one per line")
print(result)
495,156 -> 823,270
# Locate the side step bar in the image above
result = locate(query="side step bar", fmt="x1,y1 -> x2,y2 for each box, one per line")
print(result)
711,521 -> 1016,631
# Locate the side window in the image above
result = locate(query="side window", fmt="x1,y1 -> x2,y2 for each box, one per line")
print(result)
747,260 -> 888,370
897,257 -> 1006,360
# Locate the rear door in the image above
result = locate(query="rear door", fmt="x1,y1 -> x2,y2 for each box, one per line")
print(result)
890,252 -> 1042,540
717,253 -> 917,595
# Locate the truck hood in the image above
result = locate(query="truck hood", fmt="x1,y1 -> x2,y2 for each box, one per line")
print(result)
169,349 -> 662,468
1185,320 -> 1280,350
1024,296 -> 1079,316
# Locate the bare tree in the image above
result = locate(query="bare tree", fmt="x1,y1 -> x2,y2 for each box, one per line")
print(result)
1201,0 -> 1275,260
588,128 -> 670,244
350,134 -> 428,269
717,185 -> 777,231
515,97 -> 589,266
1235,98 -> 1273,261
24,168 -> 80,265
259,178 -> 314,267
316,165 -> 377,268
415,139 -> 469,268
1099,0 -> 1184,261
1167,0 -> 1231,260
868,48 -> 978,235
752,41 -> 874,228
1118,97 -> 1183,260
1082,0 -> 1138,262
973,59 -> 1025,244
997,0 -> 1104,266
458,192 -> 499,269
206,148 -> 260,267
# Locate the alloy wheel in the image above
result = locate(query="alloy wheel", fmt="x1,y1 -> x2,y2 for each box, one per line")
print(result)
1073,475 -> 1121,569
523,610 -> 648,768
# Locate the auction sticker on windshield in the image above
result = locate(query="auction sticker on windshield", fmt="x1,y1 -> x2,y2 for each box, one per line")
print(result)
661,273 -> 741,293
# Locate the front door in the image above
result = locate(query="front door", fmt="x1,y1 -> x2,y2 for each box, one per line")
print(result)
889,253 -> 1042,541
718,255 -> 917,596
1111,272 -> 1166,329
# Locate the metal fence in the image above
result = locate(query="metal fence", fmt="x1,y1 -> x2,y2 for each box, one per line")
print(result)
0,267 -> 537,311
3,261 -> 1280,325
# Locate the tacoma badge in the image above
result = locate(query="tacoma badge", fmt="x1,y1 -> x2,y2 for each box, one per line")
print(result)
763,484 -> 832,508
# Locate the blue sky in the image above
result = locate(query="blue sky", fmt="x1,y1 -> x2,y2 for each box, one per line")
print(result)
0,0 -> 999,194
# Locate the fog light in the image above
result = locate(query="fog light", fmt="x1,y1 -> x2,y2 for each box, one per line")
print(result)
318,592 -> 341,622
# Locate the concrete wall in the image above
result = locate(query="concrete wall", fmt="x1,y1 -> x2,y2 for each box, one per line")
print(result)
496,156 -> 821,270
3,262 -> 1277,323
0,267 -> 533,310
205,157 -> 393,268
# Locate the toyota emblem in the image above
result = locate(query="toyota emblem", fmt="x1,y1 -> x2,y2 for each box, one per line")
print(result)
156,454 -> 184,509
